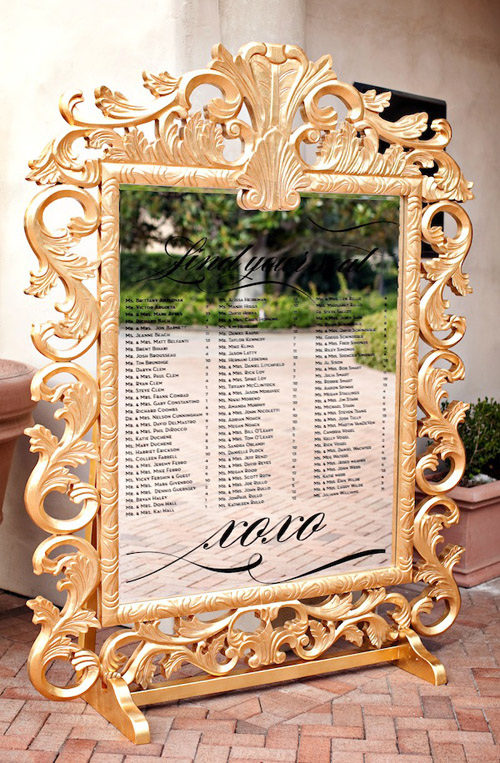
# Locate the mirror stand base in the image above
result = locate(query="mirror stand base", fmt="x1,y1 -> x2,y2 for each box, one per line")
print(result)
82,629 -> 445,744
83,676 -> 150,745
395,628 -> 447,685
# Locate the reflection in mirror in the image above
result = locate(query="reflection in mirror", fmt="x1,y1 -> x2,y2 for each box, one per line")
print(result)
117,187 -> 400,604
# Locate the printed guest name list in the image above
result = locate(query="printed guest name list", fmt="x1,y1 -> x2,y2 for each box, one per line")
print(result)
118,292 -> 394,601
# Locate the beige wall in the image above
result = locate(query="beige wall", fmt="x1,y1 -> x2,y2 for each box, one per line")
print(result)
0,0 -> 498,597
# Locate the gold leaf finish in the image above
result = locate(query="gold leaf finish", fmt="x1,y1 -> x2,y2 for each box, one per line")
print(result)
25,363 -> 99,534
411,496 -> 463,636
24,42 -> 472,736
416,350 -> 468,495
420,201 -> 472,348
237,127 -> 309,209
27,536 -> 100,700
24,186 -> 100,359
28,42 -> 472,208
98,591 -> 410,689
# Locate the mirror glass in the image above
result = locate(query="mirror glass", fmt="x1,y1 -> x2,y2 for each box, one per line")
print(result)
117,187 -> 400,604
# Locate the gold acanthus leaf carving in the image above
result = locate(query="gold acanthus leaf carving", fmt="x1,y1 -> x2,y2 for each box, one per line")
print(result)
411,496 -> 463,637
237,127 -> 309,210
356,113 -> 472,202
25,186 -> 100,360
416,350 -> 468,495
361,89 -> 391,113
142,70 -> 180,98
420,200 -> 472,348
27,42 -> 473,208
25,363 -> 99,534
27,536 -> 100,700
99,592 -> 410,689
88,112 -> 229,168
313,121 -> 416,176
27,131 -> 101,187
94,86 -> 152,119
212,42 -> 341,133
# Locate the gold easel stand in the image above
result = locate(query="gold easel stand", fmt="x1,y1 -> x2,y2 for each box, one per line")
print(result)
83,629 -> 444,745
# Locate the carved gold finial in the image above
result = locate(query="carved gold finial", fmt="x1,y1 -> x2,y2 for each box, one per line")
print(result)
28,42 -> 472,209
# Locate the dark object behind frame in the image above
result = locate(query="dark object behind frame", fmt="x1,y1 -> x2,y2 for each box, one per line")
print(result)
354,82 -> 447,258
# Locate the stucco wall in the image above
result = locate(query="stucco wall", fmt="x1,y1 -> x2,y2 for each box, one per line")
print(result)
0,0 -> 498,597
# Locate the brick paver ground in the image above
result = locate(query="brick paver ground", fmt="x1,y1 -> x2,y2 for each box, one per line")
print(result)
1,578 -> 499,761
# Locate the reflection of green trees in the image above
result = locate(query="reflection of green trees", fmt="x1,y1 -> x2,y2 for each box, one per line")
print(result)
119,187 -> 399,300
354,309 -> 397,373
120,188 -> 400,370
120,287 -> 398,328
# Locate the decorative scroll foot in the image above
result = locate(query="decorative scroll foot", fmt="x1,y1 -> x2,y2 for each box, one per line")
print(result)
83,676 -> 150,744
395,629 -> 446,686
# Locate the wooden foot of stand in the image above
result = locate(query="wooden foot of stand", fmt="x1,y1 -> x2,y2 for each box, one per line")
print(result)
83,676 -> 150,744
395,629 -> 447,686
82,629 -> 445,744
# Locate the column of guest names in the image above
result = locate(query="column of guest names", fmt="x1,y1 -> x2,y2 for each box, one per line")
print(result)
120,294 -> 390,518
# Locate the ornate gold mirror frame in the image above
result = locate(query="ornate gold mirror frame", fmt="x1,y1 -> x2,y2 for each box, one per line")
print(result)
24,43 -> 472,744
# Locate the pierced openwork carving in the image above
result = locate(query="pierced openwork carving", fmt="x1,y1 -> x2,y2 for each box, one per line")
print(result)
420,201 -> 472,349
25,363 -> 99,534
99,591 -> 411,688
24,186 -> 100,359
24,42 -> 472,740
28,43 -> 472,207
26,535 -> 100,700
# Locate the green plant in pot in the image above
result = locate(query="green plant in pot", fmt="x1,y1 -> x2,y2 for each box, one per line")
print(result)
454,398 -> 500,486
420,398 -> 500,587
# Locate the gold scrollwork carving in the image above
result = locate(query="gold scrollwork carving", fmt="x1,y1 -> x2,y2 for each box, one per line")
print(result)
25,178 -> 101,701
420,201 -> 472,349
413,196 -> 473,635
27,43 -> 472,210
23,42 -> 472,728
27,535 -> 100,700
411,496 -> 463,636
25,185 -> 100,360
98,591 -> 411,689
25,363 -> 99,534
416,350 -> 468,495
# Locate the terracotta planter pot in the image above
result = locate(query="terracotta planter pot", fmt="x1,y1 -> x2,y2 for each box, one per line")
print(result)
417,480 -> 500,587
0,360 -> 37,524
